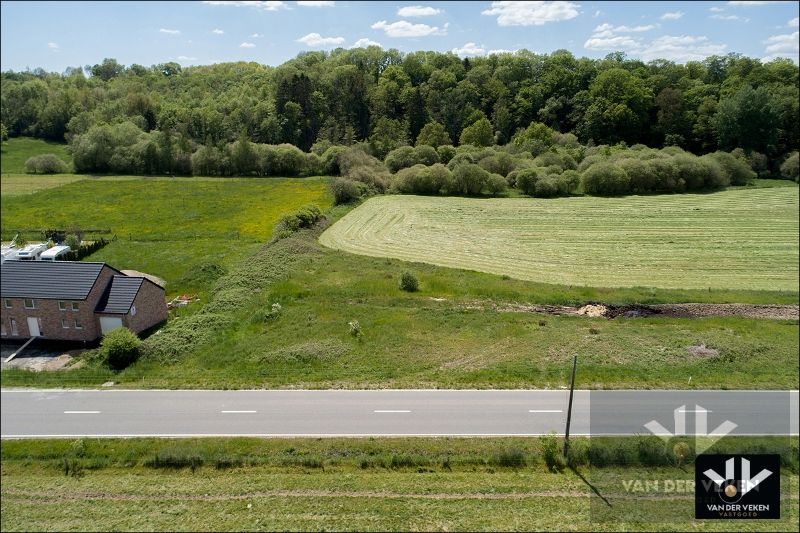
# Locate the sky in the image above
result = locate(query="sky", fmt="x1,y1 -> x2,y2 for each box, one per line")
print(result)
1,1 -> 798,72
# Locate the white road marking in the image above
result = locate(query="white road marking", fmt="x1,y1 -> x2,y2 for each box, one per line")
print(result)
529,410 -> 563,413
221,410 -> 257,414
374,410 -> 412,413
63,411 -> 100,414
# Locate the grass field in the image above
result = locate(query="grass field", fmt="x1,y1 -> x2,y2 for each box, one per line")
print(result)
1,176 -> 332,296
320,189 -> 800,292
4,215 -> 796,390
0,137 -> 72,174
1,437 -> 797,531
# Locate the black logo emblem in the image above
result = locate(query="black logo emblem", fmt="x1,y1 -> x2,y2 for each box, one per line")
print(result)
695,454 -> 780,519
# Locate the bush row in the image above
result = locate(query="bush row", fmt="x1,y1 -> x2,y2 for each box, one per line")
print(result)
24,153 -> 70,174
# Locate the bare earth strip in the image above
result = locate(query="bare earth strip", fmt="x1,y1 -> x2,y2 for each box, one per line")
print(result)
319,189 -> 800,292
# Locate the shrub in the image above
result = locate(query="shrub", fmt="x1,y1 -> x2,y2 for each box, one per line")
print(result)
534,175 -> 560,198
414,144 -> 440,166
449,163 -> 490,196
399,271 -> 419,292
478,152 -> 517,177
338,146 -> 382,175
708,151 -> 755,186
495,448 -> 526,468
542,433 -> 566,473
618,158 -> 656,193
393,163 -> 451,195
273,204 -> 323,239
384,145 -> 417,173
486,173 -> 507,196
346,165 -> 389,192
515,167 -> 539,196
416,121 -> 452,147
24,153 -> 69,174
330,177 -> 360,205
101,327 -> 142,370
581,162 -> 630,195
780,152 -> 799,182
321,145 -> 347,175
559,169 -> 580,195
446,151 -> 478,171
436,145 -> 456,164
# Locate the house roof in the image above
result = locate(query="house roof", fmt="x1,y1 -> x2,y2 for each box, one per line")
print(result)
95,276 -> 144,314
0,260 -> 108,300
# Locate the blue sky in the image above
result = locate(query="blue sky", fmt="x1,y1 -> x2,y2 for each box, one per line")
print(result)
2,1 -> 798,72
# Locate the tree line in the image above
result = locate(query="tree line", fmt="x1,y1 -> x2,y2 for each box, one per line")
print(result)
1,47 -> 798,167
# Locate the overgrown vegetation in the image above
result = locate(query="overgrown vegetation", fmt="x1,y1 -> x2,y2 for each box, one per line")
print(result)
100,327 -> 142,370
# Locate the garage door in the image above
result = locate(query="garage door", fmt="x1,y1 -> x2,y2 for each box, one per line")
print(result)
99,316 -> 123,335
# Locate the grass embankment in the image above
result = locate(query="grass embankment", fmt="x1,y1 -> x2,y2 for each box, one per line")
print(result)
1,176 -> 332,298
3,204 -> 796,390
320,189 -> 800,292
0,137 -> 72,175
1,437 -> 797,531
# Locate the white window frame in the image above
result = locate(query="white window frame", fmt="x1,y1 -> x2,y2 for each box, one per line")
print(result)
24,299 -> 36,309
61,318 -> 70,329
74,319 -> 83,330
3,298 -> 11,309
10,319 -> 18,336
71,302 -> 80,312
59,301 -> 67,311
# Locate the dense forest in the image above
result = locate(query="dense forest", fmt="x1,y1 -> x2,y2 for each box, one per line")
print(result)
1,47 -> 798,197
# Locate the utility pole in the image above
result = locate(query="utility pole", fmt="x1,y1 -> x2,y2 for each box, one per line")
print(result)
563,355 -> 578,458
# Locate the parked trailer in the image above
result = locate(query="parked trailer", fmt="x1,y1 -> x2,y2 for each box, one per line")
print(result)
40,245 -> 71,261
12,243 -> 49,261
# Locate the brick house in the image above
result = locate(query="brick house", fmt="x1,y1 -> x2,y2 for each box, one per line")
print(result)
1,261 -> 167,342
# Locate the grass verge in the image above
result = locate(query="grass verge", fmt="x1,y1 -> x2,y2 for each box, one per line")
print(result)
1,437 -> 796,531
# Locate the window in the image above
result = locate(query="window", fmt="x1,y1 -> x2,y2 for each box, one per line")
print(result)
71,302 -> 80,312
61,318 -> 70,329
74,319 -> 83,330
59,301 -> 67,311
24,299 -> 36,309
3,299 -> 11,309
11,319 -> 18,336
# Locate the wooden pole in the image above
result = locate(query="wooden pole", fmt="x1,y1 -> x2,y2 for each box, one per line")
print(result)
563,355 -> 578,457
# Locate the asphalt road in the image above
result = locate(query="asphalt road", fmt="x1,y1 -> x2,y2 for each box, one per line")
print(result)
1,389 -> 797,438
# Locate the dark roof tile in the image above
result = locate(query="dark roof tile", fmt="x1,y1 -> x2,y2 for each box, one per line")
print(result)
95,276 -> 144,314
1,261 -> 106,300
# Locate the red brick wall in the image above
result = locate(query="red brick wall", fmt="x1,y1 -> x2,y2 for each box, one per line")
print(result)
0,265 -> 116,342
122,279 -> 167,334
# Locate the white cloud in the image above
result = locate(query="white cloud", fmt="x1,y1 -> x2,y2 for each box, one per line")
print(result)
482,1 -> 580,27
297,1 -> 335,6
212,29 -> 224,34
451,42 -> 486,57
371,20 -> 448,37
592,10 -> 602,18
160,28 -> 181,34
789,17 -> 799,27
177,55 -> 198,61
660,11 -> 684,20
711,14 -> 750,21
709,6 -> 725,12
47,42 -> 59,49
584,35 -> 642,51
397,5 -> 441,17
202,1 -> 288,11
297,32 -> 345,46
352,38 -> 382,48
728,1 -> 783,4
591,23 -> 657,38
487,48 -> 518,55
763,31 -> 799,61
251,33 -> 263,37
639,35 -> 727,62
585,26 -> 728,63
239,42 -> 256,48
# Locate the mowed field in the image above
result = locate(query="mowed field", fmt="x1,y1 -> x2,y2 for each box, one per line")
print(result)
1,176 -> 332,296
320,188 -> 800,292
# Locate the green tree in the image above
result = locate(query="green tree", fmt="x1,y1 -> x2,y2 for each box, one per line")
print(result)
713,85 -> 779,154
415,121 -> 451,147
459,118 -> 494,147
